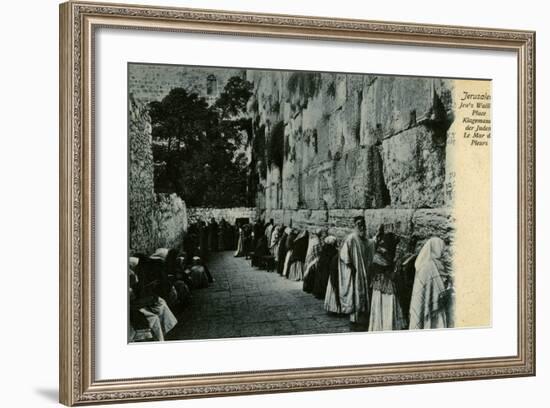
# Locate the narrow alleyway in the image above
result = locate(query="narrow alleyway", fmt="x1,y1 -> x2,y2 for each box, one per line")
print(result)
166,251 -> 350,341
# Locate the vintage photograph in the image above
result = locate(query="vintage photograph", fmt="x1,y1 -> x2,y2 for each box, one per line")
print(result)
127,63 -> 492,342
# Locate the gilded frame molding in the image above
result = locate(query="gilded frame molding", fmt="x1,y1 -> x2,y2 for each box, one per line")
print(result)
59,1 -> 536,405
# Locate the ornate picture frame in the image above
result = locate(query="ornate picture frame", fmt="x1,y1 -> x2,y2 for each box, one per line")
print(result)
59,1 -> 535,405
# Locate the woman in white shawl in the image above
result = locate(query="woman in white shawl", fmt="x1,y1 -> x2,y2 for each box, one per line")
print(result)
234,224 -> 245,257
282,227 -> 296,278
140,297 -> 178,341
409,237 -> 448,330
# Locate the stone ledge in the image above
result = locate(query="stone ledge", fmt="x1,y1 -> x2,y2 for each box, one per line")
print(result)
257,207 -> 455,246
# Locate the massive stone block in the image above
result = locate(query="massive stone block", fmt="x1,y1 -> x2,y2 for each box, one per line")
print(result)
129,95 -> 190,254
152,193 -> 188,250
361,76 -> 453,142
290,209 -> 329,231
364,209 -> 415,238
411,208 -> 455,247
266,209 -> 285,225
380,125 -> 446,208
248,71 -> 452,214
187,207 -> 257,225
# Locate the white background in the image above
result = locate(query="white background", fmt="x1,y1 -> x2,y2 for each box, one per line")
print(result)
0,0 -> 546,407
96,28 -> 517,379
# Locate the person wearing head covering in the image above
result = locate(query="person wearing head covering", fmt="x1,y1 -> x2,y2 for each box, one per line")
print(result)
188,256 -> 211,289
269,224 -> 282,259
323,236 -> 342,313
243,223 -> 254,259
218,218 -> 227,251
264,219 -> 274,249
338,216 -> 375,327
129,258 -> 178,342
303,228 -> 327,293
253,221 -> 265,252
224,219 -> 234,250
313,234 -> 338,299
183,223 -> 199,259
276,226 -> 289,275
394,237 -> 418,327
234,221 -> 246,257
282,228 -> 297,278
171,255 -> 192,310
149,247 -> 169,262
208,218 -> 219,252
140,297 -> 178,341
252,233 -> 269,268
157,248 -> 180,309
409,237 -> 448,330
368,229 -> 406,331
198,220 -> 209,261
288,229 -> 309,281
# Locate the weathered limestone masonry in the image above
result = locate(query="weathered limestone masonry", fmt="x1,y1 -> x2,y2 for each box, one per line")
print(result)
187,207 -> 257,225
129,95 -> 188,254
128,64 -> 455,257
152,193 -> 188,251
247,70 -> 455,255
129,94 -> 155,253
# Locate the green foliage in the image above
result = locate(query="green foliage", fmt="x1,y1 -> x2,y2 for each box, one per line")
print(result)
149,76 -> 254,207
214,76 -> 253,119
149,88 -> 215,153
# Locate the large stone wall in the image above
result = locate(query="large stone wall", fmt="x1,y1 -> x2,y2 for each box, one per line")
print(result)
129,94 -> 156,254
128,65 -> 456,257
247,71 -> 453,211
187,207 -> 257,225
246,70 -> 455,254
129,95 -> 188,254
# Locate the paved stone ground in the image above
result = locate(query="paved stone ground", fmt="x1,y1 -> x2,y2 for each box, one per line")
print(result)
166,250 -> 351,341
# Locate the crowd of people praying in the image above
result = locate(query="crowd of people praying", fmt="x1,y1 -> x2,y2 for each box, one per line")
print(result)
234,216 -> 455,331
128,217 -> 243,341
128,215 -> 455,341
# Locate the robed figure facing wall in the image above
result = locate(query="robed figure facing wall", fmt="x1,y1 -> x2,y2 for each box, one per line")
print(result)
337,217 -> 374,326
